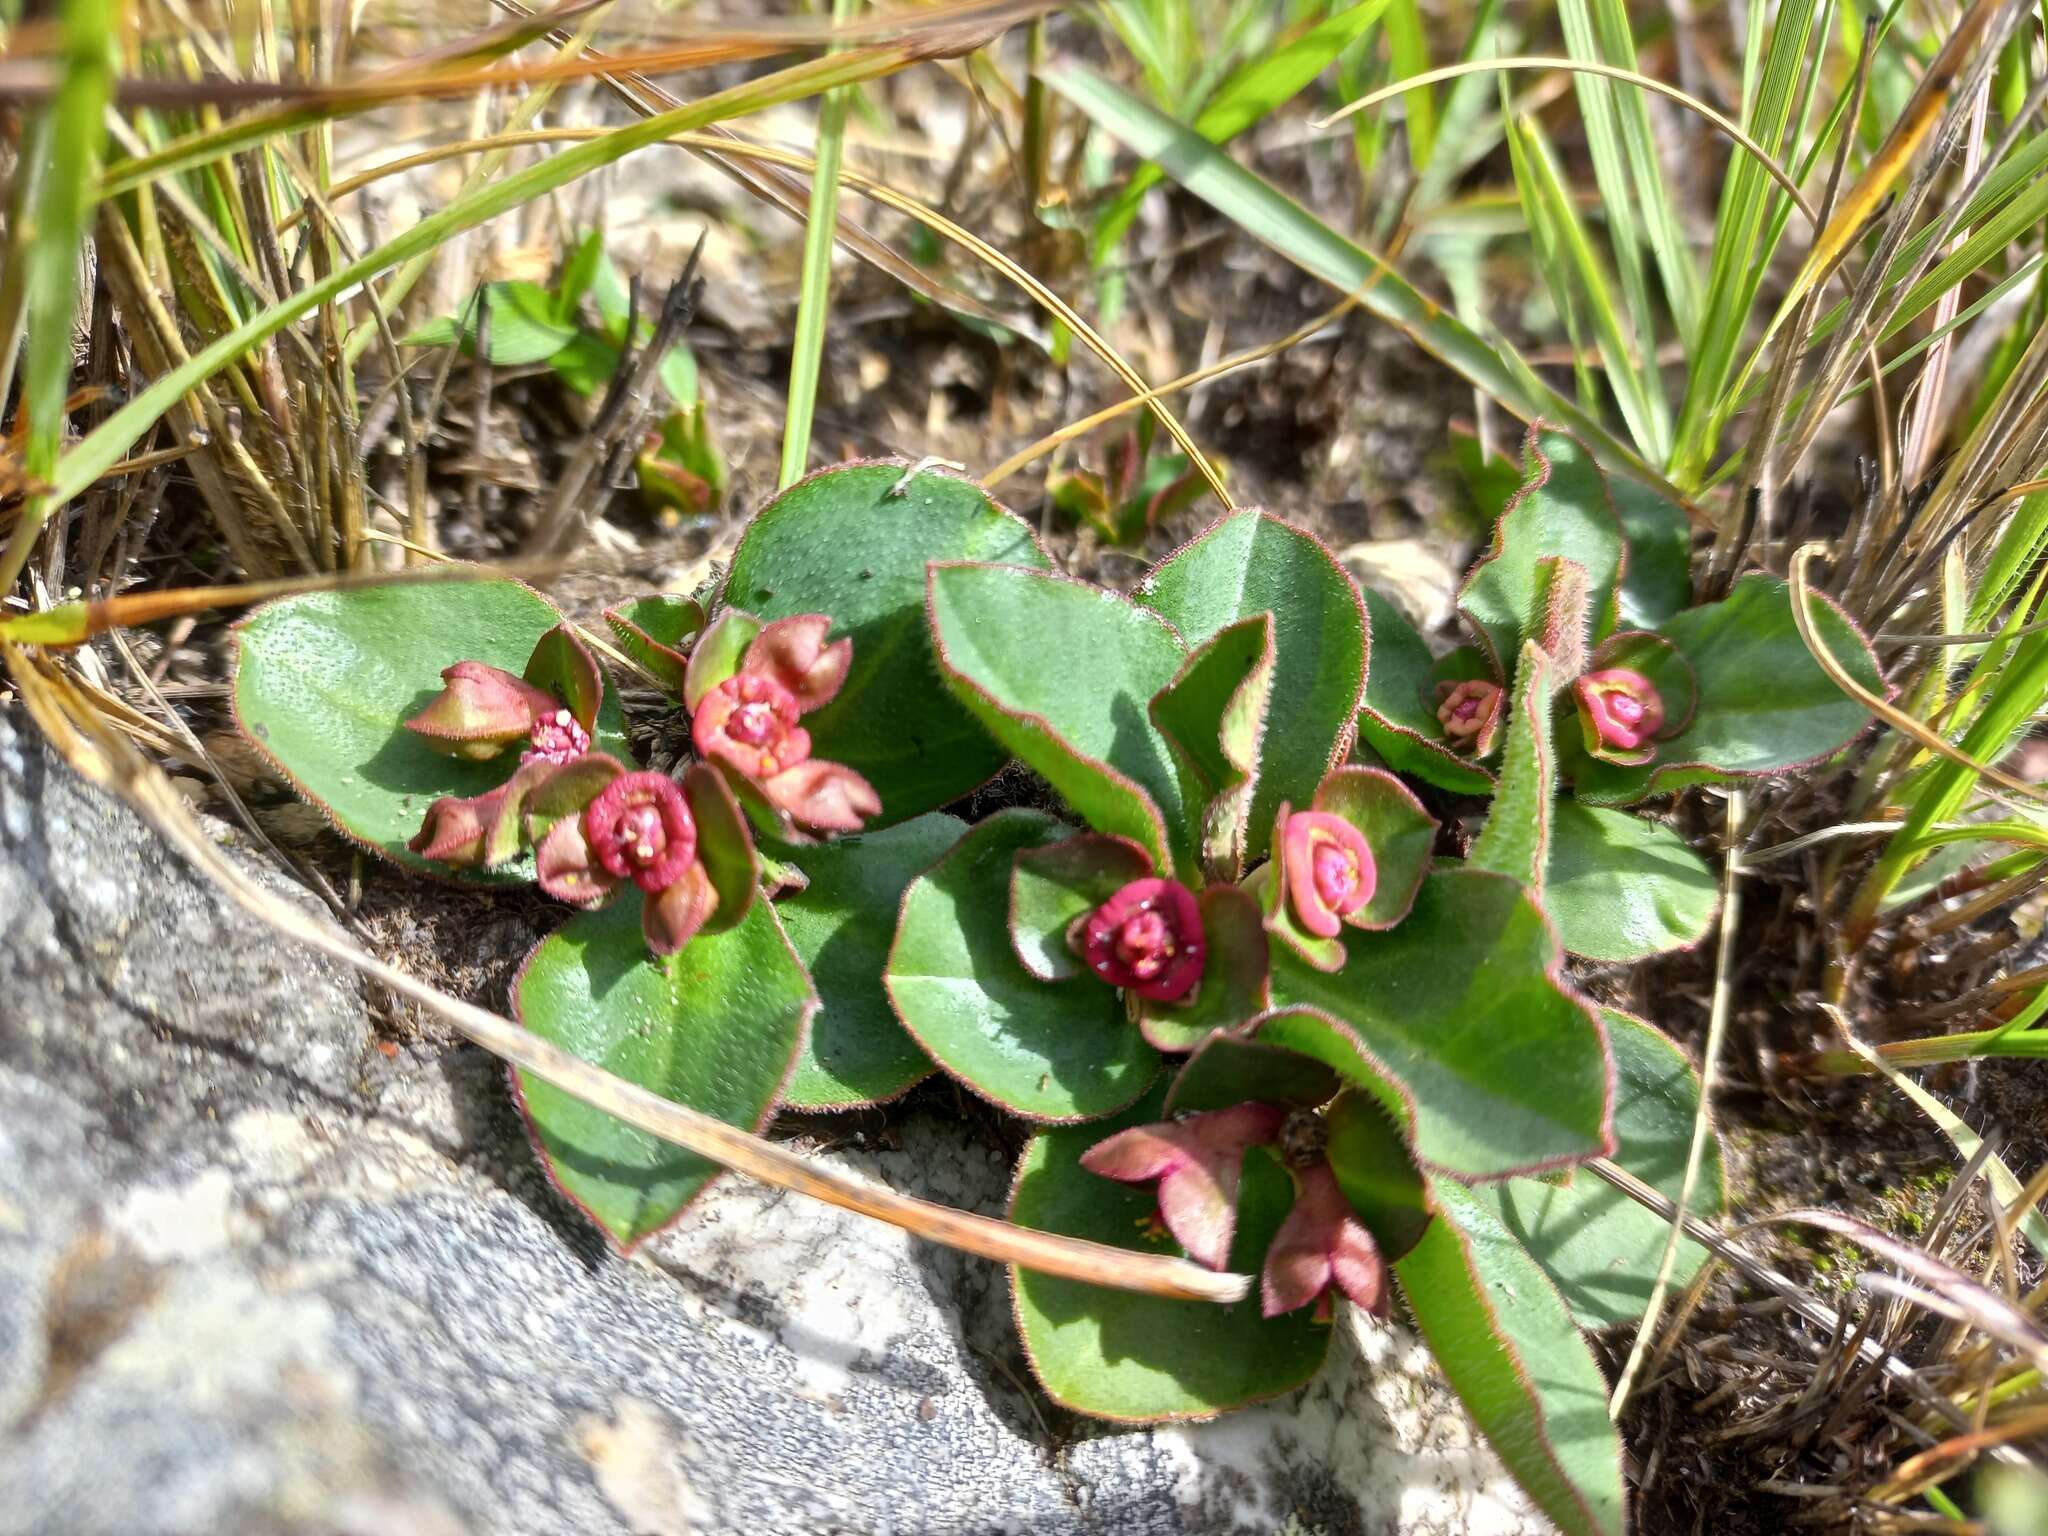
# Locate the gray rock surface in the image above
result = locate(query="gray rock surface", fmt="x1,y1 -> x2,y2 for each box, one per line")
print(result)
0,710 -> 1543,1535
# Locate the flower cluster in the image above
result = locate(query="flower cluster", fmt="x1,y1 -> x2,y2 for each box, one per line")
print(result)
402,610 -> 880,957
1077,877 -> 1206,1003
687,613 -> 880,834
1083,1102 -> 1386,1321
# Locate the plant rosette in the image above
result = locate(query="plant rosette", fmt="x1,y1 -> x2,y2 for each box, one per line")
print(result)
232,459 -> 1770,1536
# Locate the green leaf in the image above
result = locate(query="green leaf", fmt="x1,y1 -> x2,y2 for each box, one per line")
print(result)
1043,63 -> 1661,493
721,462 -> 1050,823
1148,612 -> 1275,879
1545,803 -> 1717,962
885,810 -> 1156,1122
930,562 -> 1193,875
1137,511 -> 1366,861
680,764 -> 756,937
231,575 -> 630,878
1395,1181 -> 1626,1536
604,595 -> 704,697
1164,1029 -> 1340,1114
403,280 -> 580,366
1459,427 -> 1625,678
1325,1089 -> 1435,1263
1573,574 -> 1881,803
777,814 -> 964,1110
1268,868 -> 1613,1179
1009,832 -> 1154,983
1010,1084 -> 1330,1421
1609,479 -> 1693,629
1471,1011 -> 1724,1329
1468,640 -> 1558,893
511,895 -> 815,1250
1355,588 -> 1495,793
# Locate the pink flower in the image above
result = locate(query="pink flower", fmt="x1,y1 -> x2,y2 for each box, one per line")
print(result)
693,673 -> 811,781
583,772 -> 698,894
1574,668 -> 1665,753
520,708 -> 591,766
1081,1103 -> 1286,1269
1281,811 -> 1376,939
1435,678 -> 1502,753
1261,1159 -> 1387,1321
406,783 -> 511,867
405,661 -> 563,761
1077,877 -> 1206,1003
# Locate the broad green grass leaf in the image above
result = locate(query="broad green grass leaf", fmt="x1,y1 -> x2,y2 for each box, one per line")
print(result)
1269,868 -> 1613,1179
1460,427 -> 1625,676
1011,1084 -> 1330,1420
1472,1011 -> 1724,1329
1137,511 -> 1365,860
931,562 -> 1193,875
778,814 -> 964,1110
1573,575 -> 1881,803
1546,804 -> 1717,961
232,576 -> 630,878
1395,1180 -> 1626,1536
885,810 -> 1156,1122
722,462 -> 1049,823
1355,588 -> 1496,793
511,896 -> 815,1250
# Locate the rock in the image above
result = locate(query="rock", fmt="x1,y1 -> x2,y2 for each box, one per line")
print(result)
0,710 -> 1543,1535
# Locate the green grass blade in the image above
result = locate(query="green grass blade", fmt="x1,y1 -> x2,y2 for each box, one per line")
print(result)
49,48 -> 906,510
1556,0 -> 1658,360
0,0 -> 119,592
1045,61 -> 1669,497
780,0 -> 860,489
1510,112 -> 1670,460
1089,0 -> 1395,266
1669,0 -> 1825,485
1383,0 -> 1438,169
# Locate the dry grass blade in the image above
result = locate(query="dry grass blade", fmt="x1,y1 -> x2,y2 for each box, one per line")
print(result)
0,645 -> 1247,1307
1752,1210 -> 2048,1371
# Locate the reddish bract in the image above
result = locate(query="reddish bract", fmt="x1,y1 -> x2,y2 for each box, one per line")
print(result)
1282,811 -> 1376,938
1435,678 -> 1502,753
1573,668 -> 1666,753
406,782 -> 510,866
1260,1159 -> 1387,1320
1080,1102 -> 1286,1270
1077,877 -> 1206,1003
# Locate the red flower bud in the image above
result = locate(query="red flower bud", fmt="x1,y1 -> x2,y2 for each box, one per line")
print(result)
1260,1158 -> 1387,1320
1281,811 -> 1376,939
405,661 -> 560,760
1434,678 -> 1502,753
743,614 -> 853,713
1077,877 -> 1205,1003
1573,668 -> 1665,753
406,783 -> 512,866
583,772 -> 698,894
692,673 -> 812,781
1081,1102 -> 1286,1270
